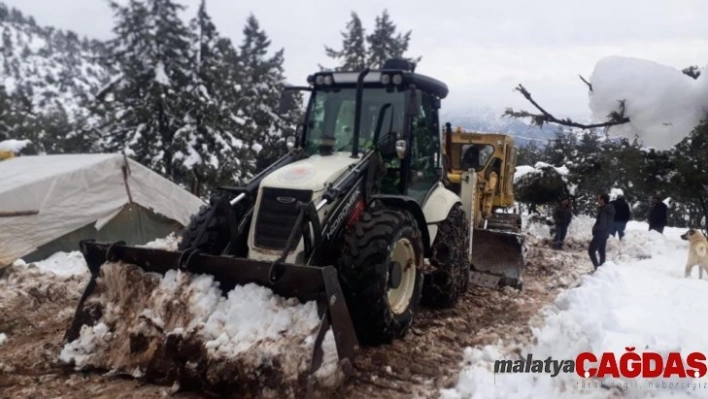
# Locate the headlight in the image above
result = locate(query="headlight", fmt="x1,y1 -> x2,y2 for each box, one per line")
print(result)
323,75 -> 333,85
380,74 -> 391,85
315,75 -> 324,85
392,74 -> 403,85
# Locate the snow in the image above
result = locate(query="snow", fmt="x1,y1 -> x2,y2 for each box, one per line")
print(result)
514,165 -> 536,182
0,333 -> 7,346
154,61 -> 170,85
0,139 -> 32,153
514,162 -> 568,183
251,142 -> 263,154
12,251 -> 88,277
589,56 -> 708,151
610,187 -> 624,200
54,234 -> 341,389
442,220 -> 707,399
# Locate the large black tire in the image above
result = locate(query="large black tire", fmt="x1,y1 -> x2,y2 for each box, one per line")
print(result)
421,204 -> 470,308
336,208 -> 424,346
177,204 -> 232,255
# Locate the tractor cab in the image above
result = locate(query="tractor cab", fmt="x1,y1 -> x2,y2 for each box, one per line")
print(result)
280,59 -> 449,204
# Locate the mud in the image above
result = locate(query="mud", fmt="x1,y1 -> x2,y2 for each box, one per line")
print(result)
330,234 -> 594,399
0,234 -> 592,399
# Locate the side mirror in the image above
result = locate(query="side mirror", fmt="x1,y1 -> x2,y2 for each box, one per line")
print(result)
395,140 -> 407,159
286,136 -> 296,151
278,89 -> 299,116
404,88 -> 421,117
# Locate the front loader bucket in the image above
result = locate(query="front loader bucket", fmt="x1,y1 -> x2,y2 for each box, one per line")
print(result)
64,240 -> 358,398
470,229 -> 526,290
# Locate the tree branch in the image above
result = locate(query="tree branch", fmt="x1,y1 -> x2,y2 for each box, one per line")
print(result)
503,84 -> 630,130
578,75 -> 592,91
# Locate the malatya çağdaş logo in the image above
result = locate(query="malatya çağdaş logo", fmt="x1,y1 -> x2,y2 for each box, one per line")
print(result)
493,348 -> 707,379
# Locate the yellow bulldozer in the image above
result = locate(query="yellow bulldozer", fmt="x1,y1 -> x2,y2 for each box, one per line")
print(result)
442,124 -> 526,290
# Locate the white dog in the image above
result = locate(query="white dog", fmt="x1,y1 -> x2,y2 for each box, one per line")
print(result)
681,229 -> 708,279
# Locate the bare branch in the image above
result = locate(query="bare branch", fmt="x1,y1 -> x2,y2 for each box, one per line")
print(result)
503,84 -> 630,130
578,75 -> 592,91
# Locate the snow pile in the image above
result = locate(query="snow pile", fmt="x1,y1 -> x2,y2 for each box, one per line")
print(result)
589,56 -> 708,151
0,139 -> 31,153
12,251 -> 88,277
58,237 -> 341,397
442,222 -> 707,399
137,232 -> 181,251
514,162 -> 569,184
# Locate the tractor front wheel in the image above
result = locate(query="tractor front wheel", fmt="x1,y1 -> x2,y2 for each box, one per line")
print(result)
337,208 -> 424,346
178,204 -> 236,255
421,204 -> 471,308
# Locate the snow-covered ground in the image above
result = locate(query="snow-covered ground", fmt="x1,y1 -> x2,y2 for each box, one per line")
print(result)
442,218 -> 706,399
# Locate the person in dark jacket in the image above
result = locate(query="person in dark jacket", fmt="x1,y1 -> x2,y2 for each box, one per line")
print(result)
552,196 -> 573,249
648,195 -> 668,234
589,193 -> 615,270
609,195 -> 631,240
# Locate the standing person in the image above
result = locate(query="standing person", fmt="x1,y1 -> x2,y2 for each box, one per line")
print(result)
648,195 -> 668,234
589,193 -> 615,270
610,195 -> 631,240
552,196 -> 573,249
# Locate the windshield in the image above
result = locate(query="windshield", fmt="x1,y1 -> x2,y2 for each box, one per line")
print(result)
457,144 -> 495,171
304,87 -> 406,155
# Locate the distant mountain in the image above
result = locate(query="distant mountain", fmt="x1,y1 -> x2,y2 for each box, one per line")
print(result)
0,2 -> 113,122
441,107 -> 560,146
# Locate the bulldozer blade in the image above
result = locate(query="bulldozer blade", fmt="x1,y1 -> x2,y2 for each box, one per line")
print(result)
65,239 -> 359,395
470,229 -> 526,290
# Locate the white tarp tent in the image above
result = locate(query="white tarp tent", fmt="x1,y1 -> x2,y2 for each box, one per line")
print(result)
0,153 -> 205,267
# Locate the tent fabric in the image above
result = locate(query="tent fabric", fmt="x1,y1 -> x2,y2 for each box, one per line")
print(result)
20,204 -> 183,263
0,153 -> 205,266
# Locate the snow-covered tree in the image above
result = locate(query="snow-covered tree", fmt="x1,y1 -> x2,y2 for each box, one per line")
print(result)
173,0 -> 257,196
93,0 -> 193,179
366,9 -> 420,69
237,14 -> 294,173
324,12 -> 366,71
323,9 -> 420,71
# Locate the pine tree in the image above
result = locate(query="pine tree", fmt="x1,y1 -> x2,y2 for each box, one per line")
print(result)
93,0 -> 193,180
238,14 -> 295,173
324,12 -> 366,71
174,0 -> 257,196
366,9 -> 420,69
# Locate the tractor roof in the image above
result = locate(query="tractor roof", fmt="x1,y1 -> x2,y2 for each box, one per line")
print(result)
447,128 -> 516,145
308,65 -> 449,99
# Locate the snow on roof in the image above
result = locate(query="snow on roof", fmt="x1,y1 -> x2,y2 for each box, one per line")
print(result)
589,56 -> 708,150
0,153 -> 205,266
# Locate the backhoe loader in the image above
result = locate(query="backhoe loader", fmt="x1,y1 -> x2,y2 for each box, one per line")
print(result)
63,59 -> 478,397
442,125 -> 526,290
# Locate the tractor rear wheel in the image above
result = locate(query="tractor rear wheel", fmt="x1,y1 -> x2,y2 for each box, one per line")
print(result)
178,204 -> 232,255
421,204 -> 470,308
337,208 -> 424,346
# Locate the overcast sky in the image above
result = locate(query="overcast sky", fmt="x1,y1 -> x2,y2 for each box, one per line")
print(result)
6,0 -> 708,120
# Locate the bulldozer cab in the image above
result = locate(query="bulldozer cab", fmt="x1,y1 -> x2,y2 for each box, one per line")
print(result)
444,128 -> 517,209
